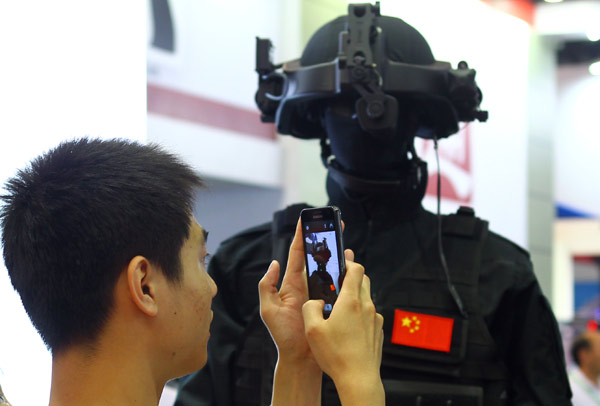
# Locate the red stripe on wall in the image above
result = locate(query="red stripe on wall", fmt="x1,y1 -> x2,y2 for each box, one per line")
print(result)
480,0 -> 535,26
147,83 -> 276,140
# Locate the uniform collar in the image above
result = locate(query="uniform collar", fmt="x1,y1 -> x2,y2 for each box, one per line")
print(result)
326,172 -> 425,227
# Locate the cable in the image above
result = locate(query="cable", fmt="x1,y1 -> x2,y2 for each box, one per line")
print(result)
433,136 -> 468,319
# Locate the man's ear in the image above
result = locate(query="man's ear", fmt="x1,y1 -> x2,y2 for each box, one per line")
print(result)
127,255 -> 159,317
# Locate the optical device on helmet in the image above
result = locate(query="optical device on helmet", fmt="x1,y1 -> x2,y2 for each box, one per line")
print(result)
255,2 -> 488,140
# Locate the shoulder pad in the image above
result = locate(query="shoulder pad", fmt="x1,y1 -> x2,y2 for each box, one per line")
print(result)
486,231 -> 531,260
443,206 -> 488,239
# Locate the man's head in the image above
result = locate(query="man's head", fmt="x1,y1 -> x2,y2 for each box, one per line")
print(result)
0,138 -> 209,361
302,15 -> 437,181
571,330 -> 600,376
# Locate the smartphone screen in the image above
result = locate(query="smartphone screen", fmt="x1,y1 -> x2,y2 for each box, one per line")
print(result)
300,206 -> 346,317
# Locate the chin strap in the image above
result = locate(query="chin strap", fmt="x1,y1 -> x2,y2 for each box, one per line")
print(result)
326,158 -> 427,196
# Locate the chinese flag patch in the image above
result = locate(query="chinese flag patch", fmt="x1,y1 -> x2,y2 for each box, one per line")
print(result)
391,309 -> 454,353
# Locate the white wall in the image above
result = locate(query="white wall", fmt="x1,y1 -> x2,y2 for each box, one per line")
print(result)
147,0 -> 300,188
148,0 -> 294,110
0,2 -> 146,404
379,0 -> 531,246
555,65 -> 600,217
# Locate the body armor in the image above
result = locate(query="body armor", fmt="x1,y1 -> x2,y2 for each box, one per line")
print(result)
175,197 -> 570,405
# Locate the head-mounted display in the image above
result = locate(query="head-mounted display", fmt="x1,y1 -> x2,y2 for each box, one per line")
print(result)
255,2 -> 488,140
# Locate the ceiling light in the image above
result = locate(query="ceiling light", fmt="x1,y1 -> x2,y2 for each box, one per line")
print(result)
587,28 -> 600,42
544,0 -> 563,3
589,61 -> 600,76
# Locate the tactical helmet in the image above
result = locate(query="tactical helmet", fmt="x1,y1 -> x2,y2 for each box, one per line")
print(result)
255,3 -> 487,141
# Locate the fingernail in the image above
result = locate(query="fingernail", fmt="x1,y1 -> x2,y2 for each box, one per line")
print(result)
267,260 -> 276,272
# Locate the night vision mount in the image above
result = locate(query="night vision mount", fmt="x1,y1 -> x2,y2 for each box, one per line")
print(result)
255,2 -> 488,139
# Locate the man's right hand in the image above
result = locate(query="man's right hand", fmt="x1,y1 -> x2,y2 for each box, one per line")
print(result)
302,250 -> 385,406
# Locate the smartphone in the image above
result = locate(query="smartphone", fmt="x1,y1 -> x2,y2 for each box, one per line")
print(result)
300,206 -> 346,318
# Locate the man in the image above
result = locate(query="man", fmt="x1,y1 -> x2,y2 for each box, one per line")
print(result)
0,138 -> 384,406
569,331 -> 600,405
176,4 -> 571,405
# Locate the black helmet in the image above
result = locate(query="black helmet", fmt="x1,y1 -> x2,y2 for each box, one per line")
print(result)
255,2 -> 487,140
300,15 -> 434,67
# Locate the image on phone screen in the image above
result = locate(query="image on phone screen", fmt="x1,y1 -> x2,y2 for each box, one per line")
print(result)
303,222 -> 343,307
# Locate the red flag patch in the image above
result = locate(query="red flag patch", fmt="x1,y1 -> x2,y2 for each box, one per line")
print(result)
391,309 -> 454,353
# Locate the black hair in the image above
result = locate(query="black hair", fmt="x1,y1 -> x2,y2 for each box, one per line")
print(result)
571,335 -> 592,366
1,138 -> 204,354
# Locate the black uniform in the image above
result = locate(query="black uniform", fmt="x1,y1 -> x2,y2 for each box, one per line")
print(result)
175,177 -> 572,406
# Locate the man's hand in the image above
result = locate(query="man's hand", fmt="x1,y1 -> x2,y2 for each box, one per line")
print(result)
302,251 -> 385,406
258,218 -> 315,363
258,219 -> 322,405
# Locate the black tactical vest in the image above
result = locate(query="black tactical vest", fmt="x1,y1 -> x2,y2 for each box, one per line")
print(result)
232,204 -> 509,406
375,207 -> 509,406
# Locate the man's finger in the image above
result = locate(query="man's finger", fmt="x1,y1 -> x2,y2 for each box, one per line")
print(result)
289,218 -> 304,256
302,299 -> 325,332
344,248 -> 354,262
282,219 -> 306,282
258,260 -> 281,308
361,274 -> 371,297
338,261 -> 365,298
375,313 -> 384,332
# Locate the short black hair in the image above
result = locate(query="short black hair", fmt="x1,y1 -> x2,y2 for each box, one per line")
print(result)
571,335 -> 592,366
1,138 -> 204,354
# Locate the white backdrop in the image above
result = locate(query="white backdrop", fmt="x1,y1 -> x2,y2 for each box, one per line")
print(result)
0,2 -> 146,404
555,65 -> 600,218
390,0 -> 531,247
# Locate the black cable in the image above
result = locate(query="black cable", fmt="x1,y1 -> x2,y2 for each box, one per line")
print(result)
433,136 -> 468,319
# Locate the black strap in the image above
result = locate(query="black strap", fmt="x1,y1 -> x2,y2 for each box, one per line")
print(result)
326,159 -> 427,195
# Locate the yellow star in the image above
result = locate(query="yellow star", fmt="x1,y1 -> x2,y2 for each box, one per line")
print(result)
402,317 -> 412,327
409,328 -> 415,333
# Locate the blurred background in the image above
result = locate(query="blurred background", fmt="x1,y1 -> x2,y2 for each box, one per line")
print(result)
0,0 -> 599,404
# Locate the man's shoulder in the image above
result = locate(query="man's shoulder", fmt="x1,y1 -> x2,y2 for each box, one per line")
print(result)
484,230 -> 531,263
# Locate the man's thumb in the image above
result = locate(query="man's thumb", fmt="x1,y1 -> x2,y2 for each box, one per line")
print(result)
258,260 -> 280,307
302,299 -> 325,332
